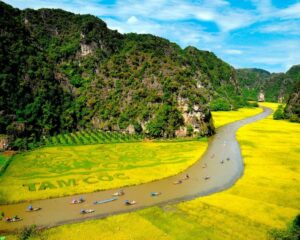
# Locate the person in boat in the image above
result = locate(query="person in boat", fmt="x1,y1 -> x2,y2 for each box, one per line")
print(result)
226,157 -> 230,161
72,199 -> 77,204
204,176 -> 210,180
220,160 -> 224,164
174,179 -> 183,184
12,215 -> 19,221
28,205 -> 33,211
124,200 -> 135,205
151,192 -> 161,196
80,209 -> 86,214
79,196 -> 84,202
185,174 -> 190,179
5,217 -> 11,222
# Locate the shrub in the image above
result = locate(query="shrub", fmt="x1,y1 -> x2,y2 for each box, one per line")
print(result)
270,215 -> 300,240
273,105 -> 285,120
210,98 -> 231,111
187,125 -> 194,136
248,102 -> 259,107
18,225 -> 38,240
289,114 -> 300,123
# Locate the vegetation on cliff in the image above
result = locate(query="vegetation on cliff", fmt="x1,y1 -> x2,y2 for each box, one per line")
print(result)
237,66 -> 299,102
0,2 -> 248,149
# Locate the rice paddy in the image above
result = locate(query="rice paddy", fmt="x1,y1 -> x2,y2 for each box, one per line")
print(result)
6,103 -> 298,240
212,107 -> 262,128
0,140 -> 207,203
44,130 -> 143,146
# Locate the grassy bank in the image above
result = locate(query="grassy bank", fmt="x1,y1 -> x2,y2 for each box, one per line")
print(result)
0,152 -> 14,176
8,103 -> 299,240
0,140 -> 207,203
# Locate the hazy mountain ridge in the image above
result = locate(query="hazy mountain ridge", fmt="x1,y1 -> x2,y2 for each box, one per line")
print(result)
237,66 -> 299,102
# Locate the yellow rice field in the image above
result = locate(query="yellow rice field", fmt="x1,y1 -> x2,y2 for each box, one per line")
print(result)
212,107 -> 262,128
0,141 -> 207,203
8,103 -> 299,240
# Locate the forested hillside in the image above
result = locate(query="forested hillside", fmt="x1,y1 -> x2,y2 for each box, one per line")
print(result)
0,2 -> 245,149
237,66 -> 299,102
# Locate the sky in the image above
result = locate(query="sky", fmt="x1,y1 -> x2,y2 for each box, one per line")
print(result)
3,0 -> 300,73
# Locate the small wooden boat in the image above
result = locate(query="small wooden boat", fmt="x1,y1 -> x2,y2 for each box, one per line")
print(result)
151,192 -> 161,197
94,197 -> 118,205
124,200 -> 136,205
112,190 -> 124,196
173,180 -> 183,185
80,209 -> 95,214
182,174 -> 190,180
6,217 -> 22,222
71,199 -> 85,204
26,207 -> 41,212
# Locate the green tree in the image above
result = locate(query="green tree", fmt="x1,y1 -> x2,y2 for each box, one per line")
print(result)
273,105 -> 285,120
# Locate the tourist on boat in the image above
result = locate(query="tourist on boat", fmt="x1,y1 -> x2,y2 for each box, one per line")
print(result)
79,196 -> 84,202
80,209 -> 86,214
124,200 -> 136,205
28,205 -> 33,211
226,157 -> 230,161
185,174 -> 190,179
151,192 -> 161,196
220,160 -> 224,164
173,180 -> 183,184
112,189 -> 124,196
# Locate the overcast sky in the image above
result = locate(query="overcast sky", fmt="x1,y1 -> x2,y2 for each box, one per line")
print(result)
4,0 -> 300,72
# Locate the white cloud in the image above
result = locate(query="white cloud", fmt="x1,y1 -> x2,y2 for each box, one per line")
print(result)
279,2 -> 300,19
127,16 -> 138,24
259,20 -> 300,35
224,49 -> 243,55
251,0 -> 274,15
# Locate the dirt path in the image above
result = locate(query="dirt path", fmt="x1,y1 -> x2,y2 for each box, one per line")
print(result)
0,107 -> 272,233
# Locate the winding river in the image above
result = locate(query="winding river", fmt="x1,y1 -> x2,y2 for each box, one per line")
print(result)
0,107 -> 272,233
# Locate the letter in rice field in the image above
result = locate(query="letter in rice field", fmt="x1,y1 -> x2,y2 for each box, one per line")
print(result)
38,181 -> 57,190
83,176 -> 99,184
114,173 -> 129,180
57,179 -> 78,188
24,183 -> 39,191
98,175 -> 113,181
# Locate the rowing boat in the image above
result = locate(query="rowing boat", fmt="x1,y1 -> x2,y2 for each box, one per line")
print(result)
94,197 -> 118,204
